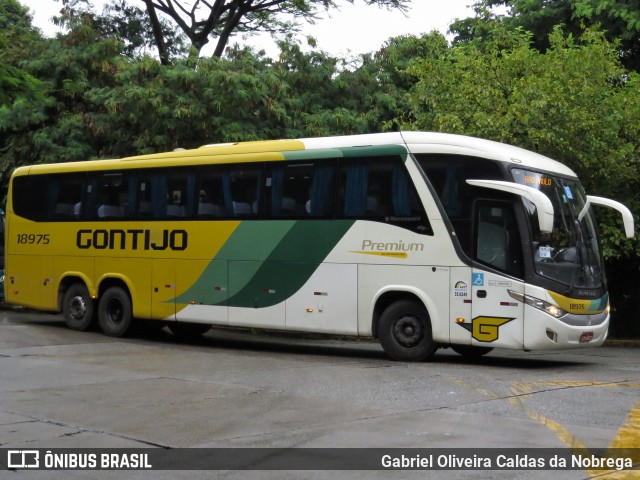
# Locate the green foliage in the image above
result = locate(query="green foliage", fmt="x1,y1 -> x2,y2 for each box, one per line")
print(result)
0,0 -> 43,109
451,0 -> 640,71
405,25 -> 640,260
1,2 -> 124,201
83,41 -> 389,156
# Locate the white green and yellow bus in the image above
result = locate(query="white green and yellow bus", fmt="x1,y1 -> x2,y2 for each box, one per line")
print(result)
4,132 -> 635,360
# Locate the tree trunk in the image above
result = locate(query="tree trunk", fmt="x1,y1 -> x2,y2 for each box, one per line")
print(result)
144,0 -> 171,65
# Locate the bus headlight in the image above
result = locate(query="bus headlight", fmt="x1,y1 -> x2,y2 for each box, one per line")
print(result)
508,290 -> 568,319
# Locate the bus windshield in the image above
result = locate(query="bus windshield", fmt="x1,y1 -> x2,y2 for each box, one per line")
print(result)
512,169 -> 604,290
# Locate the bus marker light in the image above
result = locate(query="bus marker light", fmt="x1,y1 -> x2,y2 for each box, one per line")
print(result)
455,317 -> 465,324
306,308 -> 314,313
580,332 -> 594,343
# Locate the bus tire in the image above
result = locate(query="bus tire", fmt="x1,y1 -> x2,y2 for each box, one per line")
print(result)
451,345 -> 493,358
62,284 -> 95,331
98,286 -> 132,337
378,299 -> 437,362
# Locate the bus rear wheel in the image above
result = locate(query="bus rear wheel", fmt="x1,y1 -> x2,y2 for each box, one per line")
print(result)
98,286 -> 132,337
62,284 -> 95,331
378,299 -> 437,362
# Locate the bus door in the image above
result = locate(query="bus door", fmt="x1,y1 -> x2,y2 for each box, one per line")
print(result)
469,201 -> 525,349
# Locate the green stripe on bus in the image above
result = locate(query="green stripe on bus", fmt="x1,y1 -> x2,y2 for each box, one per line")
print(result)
174,220 -> 354,308
281,145 -> 407,162
222,220 -> 354,307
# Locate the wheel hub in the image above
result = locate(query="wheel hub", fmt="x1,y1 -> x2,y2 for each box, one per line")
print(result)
394,314 -> 424,347
107,299 -> 124,325
69,296 -> 87,320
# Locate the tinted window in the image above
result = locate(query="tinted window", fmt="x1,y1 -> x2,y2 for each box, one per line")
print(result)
339,156 -> 432,234
266,162 -> 336,219
475,201 -> 524,278
227,166 -> 262,218
12,155 -> 431,234
415,154 -> 507,251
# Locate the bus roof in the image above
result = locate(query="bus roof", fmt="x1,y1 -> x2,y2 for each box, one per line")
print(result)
14,132 -> 576,178
301,132 -> 576,177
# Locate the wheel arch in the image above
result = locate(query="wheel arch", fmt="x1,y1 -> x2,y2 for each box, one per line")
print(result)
57,273 -> 94,312
97,275 -> 133,301
371,286 -> 438,340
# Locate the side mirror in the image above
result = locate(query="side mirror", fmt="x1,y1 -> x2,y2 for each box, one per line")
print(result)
466,180 -> 554,234
582,196 -> 635,238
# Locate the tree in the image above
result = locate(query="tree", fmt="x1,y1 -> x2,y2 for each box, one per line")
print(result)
0,0 -> 43,108
405,26 -> 639,258
1,0 -> 125,203
82,39 -> 388,155
0,0 -> 47,200
94,0 -> 187,61
450,0 -> 640,71
139,0 -> 410,65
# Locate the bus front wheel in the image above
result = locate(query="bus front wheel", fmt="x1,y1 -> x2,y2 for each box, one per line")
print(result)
98,287 -> 132,337
378,299 -> 437,362
62,284 -> 95,331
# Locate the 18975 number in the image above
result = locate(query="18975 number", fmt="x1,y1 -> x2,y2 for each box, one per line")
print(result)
16,233 -> 50,244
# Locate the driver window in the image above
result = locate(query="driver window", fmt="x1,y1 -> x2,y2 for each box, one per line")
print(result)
474,202 -> 523,278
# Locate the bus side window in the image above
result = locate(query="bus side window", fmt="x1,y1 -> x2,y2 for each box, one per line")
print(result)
307,162 -> 336,217
95,172 -> 131,220
339,156 -> 431,234
341,156 -> 413,218
165,170 -> 195,218
267,162 -> 323,218
197,167 -> 227,218
225,167 -> 262,218
474,201 -> 524,278
12,176 -> 48,221
340,159 -> 371,217
416,154 -> 506,252
47,174 -> 84,220
137,176 -> 154,219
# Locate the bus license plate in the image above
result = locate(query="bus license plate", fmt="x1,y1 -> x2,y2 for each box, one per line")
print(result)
580,332 -> 594,343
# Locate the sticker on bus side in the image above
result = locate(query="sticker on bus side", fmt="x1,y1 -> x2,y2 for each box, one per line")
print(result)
458,316 -> 515,343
